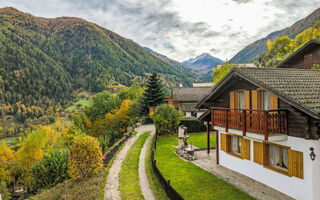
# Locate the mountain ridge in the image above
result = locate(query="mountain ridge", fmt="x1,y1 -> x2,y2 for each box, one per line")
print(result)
182,53 -> 223,73
230,7 -> 320,63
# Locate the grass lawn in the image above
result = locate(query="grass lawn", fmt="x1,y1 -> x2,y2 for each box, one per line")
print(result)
66,99 -> 92,112
188,132 -> 216,149
154,135 -> 255,200
119,132 -> 150,200
0,137 -> 18,146
145,135 -> 170,200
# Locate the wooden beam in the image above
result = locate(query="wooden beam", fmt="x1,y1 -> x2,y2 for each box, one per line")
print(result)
242,110 -> 246,136
263,111 -> 269,141
207,121 -> 210,154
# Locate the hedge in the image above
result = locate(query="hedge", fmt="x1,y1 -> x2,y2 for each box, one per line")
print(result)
179,119 -> 206,133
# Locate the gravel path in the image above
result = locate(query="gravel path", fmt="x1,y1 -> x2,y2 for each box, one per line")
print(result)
138,124 -> 156,200
104,130 -> 143,200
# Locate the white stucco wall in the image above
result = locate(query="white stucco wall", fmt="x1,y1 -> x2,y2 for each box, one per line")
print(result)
197,111 -> 205,118
217,128 -> 320,200
185,112 -> 192,118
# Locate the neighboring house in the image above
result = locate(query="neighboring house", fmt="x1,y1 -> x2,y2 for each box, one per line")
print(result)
167,84 -> 211,118
195,40 -> 320,200
216,63 -> 257,69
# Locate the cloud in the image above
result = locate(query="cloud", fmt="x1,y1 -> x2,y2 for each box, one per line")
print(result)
231,0 -> 252,3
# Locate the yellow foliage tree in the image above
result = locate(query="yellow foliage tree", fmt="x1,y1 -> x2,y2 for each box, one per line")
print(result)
0,144 -> 15,183
69,135 -> 102,180
16,128 -> 48,188
105,99 -> 131,133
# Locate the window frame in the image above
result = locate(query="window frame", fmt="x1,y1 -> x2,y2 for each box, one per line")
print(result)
226,134 -> 243,159
263,142 -> 290,176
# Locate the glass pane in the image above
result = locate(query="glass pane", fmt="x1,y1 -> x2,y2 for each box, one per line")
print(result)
269,145 -> 279,166
239,138 -> 242,153
263,92 -> 270,110
231,136 -> 237,152
239,91 -> 245,109
282,148 -> 288,169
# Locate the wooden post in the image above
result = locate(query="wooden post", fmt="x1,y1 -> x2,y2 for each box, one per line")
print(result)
263,111 -> 269,141
211,109 -> 214,129
207,121 -> 210,154
242,110 -> 246,136
216,130 -> 219,165
225,110 -> 229,132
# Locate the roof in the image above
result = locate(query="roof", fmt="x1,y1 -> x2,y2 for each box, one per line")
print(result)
195,68 -> 320,119
179,102 -> 208,112
216,63 -> 257,69
172,87 -> 211,102
277,39 -> 320,68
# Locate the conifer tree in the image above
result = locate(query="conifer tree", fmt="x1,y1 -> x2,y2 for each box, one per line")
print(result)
140,72 -> 166,115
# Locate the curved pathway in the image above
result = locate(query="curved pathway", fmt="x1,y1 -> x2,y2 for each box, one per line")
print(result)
138,124 -> 156,200
104,130 -> 143,200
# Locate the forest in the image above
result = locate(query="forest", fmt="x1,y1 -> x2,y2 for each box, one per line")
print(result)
0,7 -> 201,136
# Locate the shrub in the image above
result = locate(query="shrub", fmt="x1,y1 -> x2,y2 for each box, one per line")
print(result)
0,181 -> 11,200
69,135 -> 103,180
180,119 -> 206,133
151,104 -> 183,135
32,151 -> 69,190
0,144 -> 15,183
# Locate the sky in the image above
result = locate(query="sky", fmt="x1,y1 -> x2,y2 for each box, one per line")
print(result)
0,0 -> 319,62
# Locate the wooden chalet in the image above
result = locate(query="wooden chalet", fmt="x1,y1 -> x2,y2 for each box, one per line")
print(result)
195,39 -> 320,200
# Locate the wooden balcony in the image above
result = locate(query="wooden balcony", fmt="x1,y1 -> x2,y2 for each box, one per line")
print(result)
210,107 -> 288,141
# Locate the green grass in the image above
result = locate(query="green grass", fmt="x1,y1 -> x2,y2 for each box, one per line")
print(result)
0,137 -> 18,146
188,132 -> 216,149
145,136 -> 170,200
100,143 -> 125,200
66,99 -> 92,112
119,132 -> 150,200
154,135 -> 255,200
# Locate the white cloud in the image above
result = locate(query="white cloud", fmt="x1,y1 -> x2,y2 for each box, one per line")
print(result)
0,0 -> 319,61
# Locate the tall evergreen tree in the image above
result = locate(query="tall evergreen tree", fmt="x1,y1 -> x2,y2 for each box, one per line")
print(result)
141,72 -> 166,115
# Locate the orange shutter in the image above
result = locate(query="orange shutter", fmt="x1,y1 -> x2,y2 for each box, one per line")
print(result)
230,92 -> 235,109
251,90 -> 258,110
253,141 -> 263,165
244,91 -> 250,109
270,94 -> 278,110
220,133 -> 226,152
241,138 -> 250,160
289,149 -> 303,179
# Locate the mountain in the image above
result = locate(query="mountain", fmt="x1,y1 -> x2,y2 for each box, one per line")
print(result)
230,7 -> 320,63
0,7 -> 200,112
182,53 -> 224,73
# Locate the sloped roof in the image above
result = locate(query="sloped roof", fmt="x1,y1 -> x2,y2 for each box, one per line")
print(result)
172,87 -> 211,102
196,68 -> 320,119
277,39 -> 320,68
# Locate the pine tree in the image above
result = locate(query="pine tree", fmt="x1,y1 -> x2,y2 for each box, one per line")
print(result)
141,72 -> 166,115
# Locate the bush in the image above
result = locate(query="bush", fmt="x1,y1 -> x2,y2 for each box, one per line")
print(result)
69,135 -> 103,180
32,151 -> 69,190
151,105 -> 183,135
180,119 -> 206,133
0,181 -> 11,200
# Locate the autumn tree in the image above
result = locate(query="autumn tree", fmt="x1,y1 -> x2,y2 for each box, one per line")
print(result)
0,144 -> 15,183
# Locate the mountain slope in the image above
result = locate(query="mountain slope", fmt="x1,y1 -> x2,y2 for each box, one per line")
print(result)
230,7 -> 320,63
0,7 -> 199,110
182,53 -> 223,73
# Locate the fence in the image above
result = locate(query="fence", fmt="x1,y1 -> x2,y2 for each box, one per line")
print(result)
102,133 -> 131,166
151,133 -> 185,200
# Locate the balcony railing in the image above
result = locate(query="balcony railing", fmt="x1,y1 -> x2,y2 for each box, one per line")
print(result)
210,107 -> 288,141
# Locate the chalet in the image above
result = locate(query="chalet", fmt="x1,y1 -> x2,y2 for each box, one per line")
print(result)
195,40 -> 320,200
167,83 -> 211,118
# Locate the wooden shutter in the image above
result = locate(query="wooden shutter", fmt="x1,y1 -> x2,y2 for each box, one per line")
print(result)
230,92 -> 235,109
241,138 -> 250,160
253,141 -> 263,165
220,133 -> 226,152
288,149 -> 303,179
270,94 -> 278,110
251,90 -> 258,110
244,91 -> 250,109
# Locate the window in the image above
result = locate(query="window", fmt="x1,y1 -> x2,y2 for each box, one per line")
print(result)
230,135 -> 241,155
258,90 -> 270,110
238,91 -> 245,109
268,144 -> 288,172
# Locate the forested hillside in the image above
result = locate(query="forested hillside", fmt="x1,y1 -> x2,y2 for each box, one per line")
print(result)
0,7 -> 200,130
230,7 -> 320,63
